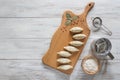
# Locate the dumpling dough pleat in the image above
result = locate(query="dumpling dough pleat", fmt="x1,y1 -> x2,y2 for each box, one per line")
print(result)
64,46 -> 79,52
57,58 -> 71,64
70,27 -> 83,33
73,34 -> 86,40
69,41 -> 84,47
57,65 -> 73,70
57,51 -> 72,57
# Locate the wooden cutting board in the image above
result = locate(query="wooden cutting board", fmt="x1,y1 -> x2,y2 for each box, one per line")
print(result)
42,2 -> 95,74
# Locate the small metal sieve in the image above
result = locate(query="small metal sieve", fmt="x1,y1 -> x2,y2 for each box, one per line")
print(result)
91,17 -> 112,36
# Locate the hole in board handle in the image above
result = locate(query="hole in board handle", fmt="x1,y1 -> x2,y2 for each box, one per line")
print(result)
89,4 -> 91,6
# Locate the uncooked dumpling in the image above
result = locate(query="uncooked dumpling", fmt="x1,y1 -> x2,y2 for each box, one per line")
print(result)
69,41 -> 84,47
73,34 -> 86,40
57,58 -> 71,64
64,46 -> 79,52
57,65 -> 73,70
70,27 -> 83,33
57,51 -> 72,57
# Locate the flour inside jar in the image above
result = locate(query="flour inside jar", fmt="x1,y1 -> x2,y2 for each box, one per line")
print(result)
83,58 -> 98,73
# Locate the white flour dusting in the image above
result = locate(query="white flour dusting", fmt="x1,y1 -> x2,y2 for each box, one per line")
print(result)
83,59 -> 98,72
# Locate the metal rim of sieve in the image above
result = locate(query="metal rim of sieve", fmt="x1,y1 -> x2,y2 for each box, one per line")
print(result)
91,17 -> 112,36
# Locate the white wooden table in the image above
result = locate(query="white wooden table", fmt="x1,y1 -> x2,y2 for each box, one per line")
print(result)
0,0 -> 120,80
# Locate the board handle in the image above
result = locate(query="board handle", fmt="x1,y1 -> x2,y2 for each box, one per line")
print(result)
83,2 -> 95,17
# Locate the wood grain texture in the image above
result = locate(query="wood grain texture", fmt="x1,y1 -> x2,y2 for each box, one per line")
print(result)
0,0 -> 119,79
42,2 -> 94,74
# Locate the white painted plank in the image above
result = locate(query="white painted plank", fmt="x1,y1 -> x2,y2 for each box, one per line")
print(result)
0,0 -> 119,18
0,39 -> 50,59
0,18 -> 59,39
0,38 -> 119,59
0,18 -> 119,39
0,60 -> 119,80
